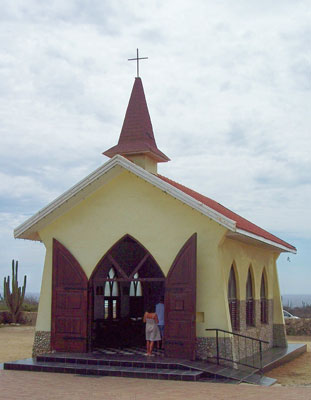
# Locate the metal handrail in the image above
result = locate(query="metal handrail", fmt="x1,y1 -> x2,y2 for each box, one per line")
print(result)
205,328 -> 269,371
206,328 -> 268,343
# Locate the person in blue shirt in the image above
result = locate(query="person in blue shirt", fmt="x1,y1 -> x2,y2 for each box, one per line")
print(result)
155,297 -> 165,350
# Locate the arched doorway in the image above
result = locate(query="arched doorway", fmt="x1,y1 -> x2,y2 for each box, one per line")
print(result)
89,235 -> 165,350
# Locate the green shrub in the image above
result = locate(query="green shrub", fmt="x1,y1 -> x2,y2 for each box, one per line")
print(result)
0,294 -> 38,312
21,295 -> 39,312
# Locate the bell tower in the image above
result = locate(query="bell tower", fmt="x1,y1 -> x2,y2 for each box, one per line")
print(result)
103,77 -> 170,173
103,51 -> 169,173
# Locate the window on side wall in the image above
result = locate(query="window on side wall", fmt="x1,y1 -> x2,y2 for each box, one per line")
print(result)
228,265 -> 238,330
260,271 -> 268,324
246,268 -> 254,327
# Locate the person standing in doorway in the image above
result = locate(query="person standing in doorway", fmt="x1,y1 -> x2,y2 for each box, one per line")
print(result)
143,304 -> 161,356
156,297 -> 165,349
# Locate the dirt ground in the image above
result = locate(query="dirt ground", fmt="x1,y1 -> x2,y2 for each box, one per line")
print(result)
0,325 -> 35,363
0,326 -> 311,386
266,336 -> 311,386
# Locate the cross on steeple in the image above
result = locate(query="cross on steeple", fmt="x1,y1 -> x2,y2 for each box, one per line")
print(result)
128,48 -> 148,78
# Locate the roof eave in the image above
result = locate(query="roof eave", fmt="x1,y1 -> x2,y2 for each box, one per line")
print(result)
234,228 -> 297,254
14,155 -> 236,240
14,155 -> 295,254
103,148 -> 170,163
14,156 -> 124,240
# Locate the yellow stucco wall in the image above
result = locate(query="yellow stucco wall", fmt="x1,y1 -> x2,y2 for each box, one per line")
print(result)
273,255 -> 285,324
220,238 -> 283,327
221,239 -> 276,300
36,168 -> 284,336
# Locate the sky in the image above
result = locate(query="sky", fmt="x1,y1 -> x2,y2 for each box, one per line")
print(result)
0,0 -> 310,296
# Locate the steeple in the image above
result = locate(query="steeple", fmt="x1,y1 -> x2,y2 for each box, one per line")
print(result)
103,77 -> 170,173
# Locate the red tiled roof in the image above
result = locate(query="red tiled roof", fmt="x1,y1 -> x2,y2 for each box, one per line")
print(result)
157,174 -> 296,251
104,77 -> 170,163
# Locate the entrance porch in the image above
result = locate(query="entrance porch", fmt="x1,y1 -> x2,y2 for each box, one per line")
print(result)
4,343 -> 306,385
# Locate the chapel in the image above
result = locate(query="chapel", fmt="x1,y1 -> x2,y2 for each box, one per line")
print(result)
14,68 -> 296,360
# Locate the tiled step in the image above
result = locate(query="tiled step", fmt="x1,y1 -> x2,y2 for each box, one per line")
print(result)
243,373 -> 276,386
4,358 -> 204,381
37,354 -> 191,371
262,343 -> 307,373
4,350 -> 279,386
37,353 -> 259,383
240,343 -> 307,373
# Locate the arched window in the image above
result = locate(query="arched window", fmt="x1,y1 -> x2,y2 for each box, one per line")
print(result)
130,273 -> 142,297
246,268 -> 254,326
228,265 -> 238,330
129,272 -> 143,319
260,271 -> 268,323
104,268 -> 120,320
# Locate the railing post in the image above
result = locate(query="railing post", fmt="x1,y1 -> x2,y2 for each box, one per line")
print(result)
205,328 -> 268,372
216,329 -> 220,365
252,340 -> 254,369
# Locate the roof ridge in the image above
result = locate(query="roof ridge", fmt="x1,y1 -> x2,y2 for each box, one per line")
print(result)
157,173 -> 232,212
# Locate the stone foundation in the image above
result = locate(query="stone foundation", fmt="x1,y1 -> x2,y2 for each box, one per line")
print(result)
196,336 -> 233,362
196,337 -> 216,360
196,298 -> 287,361
273,324 -> 287,347
238,300 -> 273,339
234,299 -> 274,356
32,331 -> 51,357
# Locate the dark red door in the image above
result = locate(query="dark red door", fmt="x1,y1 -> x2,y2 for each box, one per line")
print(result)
164,233 -> 197,360
51,239 -> 88,352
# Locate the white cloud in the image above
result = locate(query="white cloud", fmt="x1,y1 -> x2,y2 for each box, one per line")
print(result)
0,172 -> 56,200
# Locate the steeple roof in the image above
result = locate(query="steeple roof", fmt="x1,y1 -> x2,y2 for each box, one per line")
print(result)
103,77 -> 170,163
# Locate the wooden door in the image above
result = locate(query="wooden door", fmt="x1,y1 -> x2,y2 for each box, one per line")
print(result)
51,239 -> 88,352
165,233 -> 197,360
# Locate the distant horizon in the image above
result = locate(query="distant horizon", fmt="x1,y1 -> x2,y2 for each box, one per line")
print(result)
1,291 -> 311,309
2,291 -> 311,297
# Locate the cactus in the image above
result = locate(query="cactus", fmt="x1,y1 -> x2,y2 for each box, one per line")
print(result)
3,260 -> 27,323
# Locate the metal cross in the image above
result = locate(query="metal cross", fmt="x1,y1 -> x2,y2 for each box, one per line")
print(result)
128,49 -> 148,78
